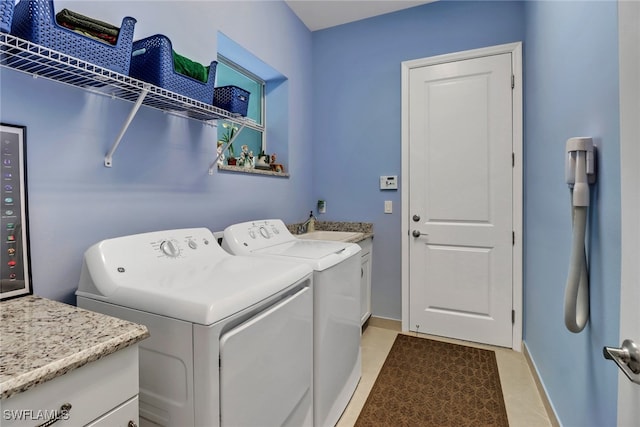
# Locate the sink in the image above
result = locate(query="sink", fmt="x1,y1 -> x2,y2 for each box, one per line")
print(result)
297,230 -> 363,242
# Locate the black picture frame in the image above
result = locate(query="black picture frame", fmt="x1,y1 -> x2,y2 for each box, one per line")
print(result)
1,123 -> 32,301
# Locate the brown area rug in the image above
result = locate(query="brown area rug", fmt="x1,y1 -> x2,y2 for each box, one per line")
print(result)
355,334 -> 509,427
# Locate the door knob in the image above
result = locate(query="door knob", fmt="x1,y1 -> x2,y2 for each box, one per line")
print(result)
603,339 -> 640,385
412,214 -> 421,222
412,230 -> 428,238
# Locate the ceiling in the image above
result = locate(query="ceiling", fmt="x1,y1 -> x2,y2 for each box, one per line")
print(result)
284,0 -> 435,31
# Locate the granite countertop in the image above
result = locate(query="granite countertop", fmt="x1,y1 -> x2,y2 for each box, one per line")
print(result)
0,295 -> 149,399
287,221 -> 374,243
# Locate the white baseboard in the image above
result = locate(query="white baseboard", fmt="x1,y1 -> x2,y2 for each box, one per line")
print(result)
367,316 -> 402,331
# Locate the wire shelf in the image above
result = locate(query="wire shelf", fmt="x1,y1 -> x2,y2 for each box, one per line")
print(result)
0,33 -> 263,167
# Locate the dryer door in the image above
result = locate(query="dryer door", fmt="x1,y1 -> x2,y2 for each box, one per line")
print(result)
219,285 -> 313,427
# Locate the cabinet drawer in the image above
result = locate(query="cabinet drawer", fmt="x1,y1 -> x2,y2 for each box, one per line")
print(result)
86,396 -> 138,427
1,346 -> 139,427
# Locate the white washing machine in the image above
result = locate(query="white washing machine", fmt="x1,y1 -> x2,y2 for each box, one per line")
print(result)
222,219 -> 362,427
76,228 -> 314,427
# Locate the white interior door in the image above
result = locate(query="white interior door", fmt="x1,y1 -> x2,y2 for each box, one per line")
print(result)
616,1 -> 640,424
404,46 -> 520,348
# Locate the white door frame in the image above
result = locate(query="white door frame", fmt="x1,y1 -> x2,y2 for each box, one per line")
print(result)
617,0 -> 639,424
401,42 -> 523,351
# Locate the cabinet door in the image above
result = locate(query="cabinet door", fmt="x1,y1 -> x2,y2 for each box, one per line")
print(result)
359,238 -> 373,325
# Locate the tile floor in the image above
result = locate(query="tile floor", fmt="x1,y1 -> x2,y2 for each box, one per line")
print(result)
337,318 -> 554,427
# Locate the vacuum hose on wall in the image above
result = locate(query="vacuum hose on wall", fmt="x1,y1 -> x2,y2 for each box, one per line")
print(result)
564,138 -> 596,333
564,205 -> 589,332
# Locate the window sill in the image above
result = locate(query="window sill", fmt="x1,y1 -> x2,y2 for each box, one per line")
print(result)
217,164 -> 290,178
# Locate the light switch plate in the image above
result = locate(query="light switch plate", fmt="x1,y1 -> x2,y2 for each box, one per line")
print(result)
384,200 -> 393,214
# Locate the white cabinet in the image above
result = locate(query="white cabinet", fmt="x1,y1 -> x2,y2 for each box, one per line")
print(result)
359,238 -> 373,326
1,346 -> 140,427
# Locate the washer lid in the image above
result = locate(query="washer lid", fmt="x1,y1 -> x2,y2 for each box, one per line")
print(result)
253,239 -> 347,259
251,240 -> 361,271
76,228 -> 313,325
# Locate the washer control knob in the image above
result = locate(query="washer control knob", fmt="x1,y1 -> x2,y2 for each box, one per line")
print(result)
160,240 -> 179,257
188,239 -> 197,250
259,226 -> 270,239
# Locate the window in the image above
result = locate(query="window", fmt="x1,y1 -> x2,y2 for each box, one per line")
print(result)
216,56 -> 265,159
217,32 -> 288,173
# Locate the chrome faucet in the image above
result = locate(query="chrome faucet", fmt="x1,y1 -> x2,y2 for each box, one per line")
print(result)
297,211 -> 317,234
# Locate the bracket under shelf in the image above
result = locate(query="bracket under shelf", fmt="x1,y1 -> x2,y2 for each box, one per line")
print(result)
208,122 -> 247,175
104,85 -> 150,167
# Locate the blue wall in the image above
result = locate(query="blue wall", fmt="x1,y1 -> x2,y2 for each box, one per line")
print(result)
523,1 -> 620,426
1,1 -> 622,425
312,0 -> 526,320
312,1 -> 621,425
0,0 -> 314,303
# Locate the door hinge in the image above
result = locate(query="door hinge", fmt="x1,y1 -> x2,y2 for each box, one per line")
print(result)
511,75 -> 515,89
512,310 -> 515,324
512,152 -> 515,167
512,231 -> 515,245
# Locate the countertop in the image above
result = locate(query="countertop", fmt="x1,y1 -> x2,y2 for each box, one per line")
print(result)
0,295 -> 149,400
287,221 -> 374,243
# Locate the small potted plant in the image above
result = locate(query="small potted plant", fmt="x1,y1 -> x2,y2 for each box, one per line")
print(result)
220,122 -> 239,166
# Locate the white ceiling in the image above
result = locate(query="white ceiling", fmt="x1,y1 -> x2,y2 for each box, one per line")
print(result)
285,0 -> 435,31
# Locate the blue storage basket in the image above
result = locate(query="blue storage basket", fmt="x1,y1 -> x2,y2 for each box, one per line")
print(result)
129,34 -> 217,104
10,0 -> 136,75
0,0 -> 14,33
213,85 -> 250,117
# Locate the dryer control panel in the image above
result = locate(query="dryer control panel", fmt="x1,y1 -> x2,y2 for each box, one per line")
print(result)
140,229 -> 220,261
78,228 -> 232,298
223,219 -> 296,254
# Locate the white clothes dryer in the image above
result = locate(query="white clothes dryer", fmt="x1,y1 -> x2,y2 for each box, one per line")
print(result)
222,219 -> 362,427
76,228 -> 314,427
